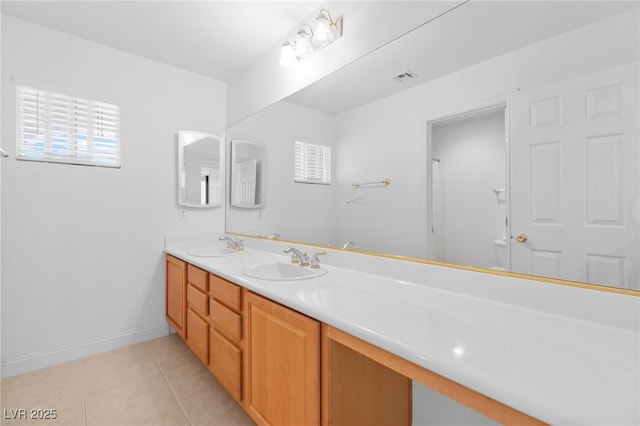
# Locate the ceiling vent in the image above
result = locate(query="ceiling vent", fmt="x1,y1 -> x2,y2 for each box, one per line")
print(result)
392,70 -> 418,82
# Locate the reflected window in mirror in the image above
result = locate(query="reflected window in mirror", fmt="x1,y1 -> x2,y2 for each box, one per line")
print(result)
178,131 -> 222,208
294,140 -> 331,185
230,140 -> 265,208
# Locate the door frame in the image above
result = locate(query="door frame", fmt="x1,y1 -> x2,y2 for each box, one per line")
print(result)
420,98 -> 511,267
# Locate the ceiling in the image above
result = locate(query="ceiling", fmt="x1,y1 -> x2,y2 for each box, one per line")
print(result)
1,1 -> 322,81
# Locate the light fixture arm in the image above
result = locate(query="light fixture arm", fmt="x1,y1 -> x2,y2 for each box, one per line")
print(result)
298,23 -> 313,37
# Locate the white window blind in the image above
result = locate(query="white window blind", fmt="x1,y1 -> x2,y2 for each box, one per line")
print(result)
294,140 -> 331,184
16,85 -> 121,168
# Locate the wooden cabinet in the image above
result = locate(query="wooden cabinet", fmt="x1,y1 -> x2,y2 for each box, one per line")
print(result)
167,256 -> 544,426
322,326 -> 411,426
166,255 -> 187,339
209,274 -> 244,402
244,291 -> 320,426
186,265 -> 209,365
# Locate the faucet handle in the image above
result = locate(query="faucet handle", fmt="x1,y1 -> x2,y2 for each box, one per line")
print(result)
235,240 -> 244,251
310,251 -> 326,269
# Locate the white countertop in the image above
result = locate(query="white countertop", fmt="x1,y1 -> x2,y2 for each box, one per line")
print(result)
165,234 -> 640,426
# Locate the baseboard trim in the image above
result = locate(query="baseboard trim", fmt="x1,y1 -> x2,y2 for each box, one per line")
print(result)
1,323 -> 170,378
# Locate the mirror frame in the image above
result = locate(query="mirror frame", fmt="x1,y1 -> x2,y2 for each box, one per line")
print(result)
228,232 -> 639,297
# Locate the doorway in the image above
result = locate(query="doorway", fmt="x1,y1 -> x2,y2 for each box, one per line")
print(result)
426,103 -> 509,271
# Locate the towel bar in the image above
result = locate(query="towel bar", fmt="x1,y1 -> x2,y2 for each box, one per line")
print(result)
352,178 -> 391,188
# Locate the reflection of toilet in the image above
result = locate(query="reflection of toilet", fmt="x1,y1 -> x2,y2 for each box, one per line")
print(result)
489,239 -> 507,271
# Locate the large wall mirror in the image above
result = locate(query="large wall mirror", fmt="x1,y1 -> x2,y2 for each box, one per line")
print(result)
178,131 -> 222,208
226,1 -> 639,293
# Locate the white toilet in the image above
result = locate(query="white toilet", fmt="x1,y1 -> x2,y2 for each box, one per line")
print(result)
489,239 -> 507,271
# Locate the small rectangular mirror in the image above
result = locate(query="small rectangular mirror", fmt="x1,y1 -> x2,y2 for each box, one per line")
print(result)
230,139 -> 265,208
178,131 -> 222,208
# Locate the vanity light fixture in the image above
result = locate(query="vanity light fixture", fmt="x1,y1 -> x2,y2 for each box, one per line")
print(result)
279,8 -> 343,67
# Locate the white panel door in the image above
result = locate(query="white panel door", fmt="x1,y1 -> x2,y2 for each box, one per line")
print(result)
510,63 -> 639,290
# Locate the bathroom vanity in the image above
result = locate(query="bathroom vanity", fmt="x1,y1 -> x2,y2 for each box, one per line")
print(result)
165,235 -> 639,426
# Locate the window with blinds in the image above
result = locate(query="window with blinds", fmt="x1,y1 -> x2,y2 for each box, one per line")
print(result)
294,140 -> 331,184
16,85 -> 121,168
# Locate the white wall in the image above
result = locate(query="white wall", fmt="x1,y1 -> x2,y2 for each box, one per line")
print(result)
1,15 -> 226,377
226,100 -> 336,245
0,12 -> 3,379
412,383 -> 497,426
432,111 -> 505,268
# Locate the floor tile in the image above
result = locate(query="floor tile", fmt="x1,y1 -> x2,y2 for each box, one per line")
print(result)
146,334 -> 189,363
2,335 -> 255,426
86,387 -> 188,426
171,371 -> 235,423
192,400 -> 255,426
0,360 -> 83,400
82,343 -> 154,384
84,361 -> 170,418
1,384 -> 85,425
155,348 -> 209,387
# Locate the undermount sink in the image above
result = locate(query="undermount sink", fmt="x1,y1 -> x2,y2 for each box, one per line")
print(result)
243,262 -> 327,281
187,247 -> 240,257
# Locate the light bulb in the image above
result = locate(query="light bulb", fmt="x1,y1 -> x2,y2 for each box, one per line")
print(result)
313,16 -> 333,45
294,30 -> 314,58
279,42 -> 297,67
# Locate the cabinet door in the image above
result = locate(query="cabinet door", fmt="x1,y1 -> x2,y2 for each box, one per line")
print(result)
187,308 -> 209,365
244,292 -> 320,426
166,255 -> 187,339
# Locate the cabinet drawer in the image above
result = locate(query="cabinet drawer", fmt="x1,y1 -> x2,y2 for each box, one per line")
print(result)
209,328 -> 242,402
210,298 -> 242,342
210,274 -> 241,311
187,284 -> 209,316
187,308 -> 209,366
188,264 -> 208,292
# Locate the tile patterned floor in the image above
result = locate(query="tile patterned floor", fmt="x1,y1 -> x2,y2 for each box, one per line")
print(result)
0,334 -> 255,426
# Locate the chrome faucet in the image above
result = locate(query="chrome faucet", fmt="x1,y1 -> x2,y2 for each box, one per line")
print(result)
284,247 -> 310,266
342,241 -> 359,250
220,236 -> 244,251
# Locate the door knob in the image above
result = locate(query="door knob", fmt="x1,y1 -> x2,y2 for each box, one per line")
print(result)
515,233 -> 527,243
